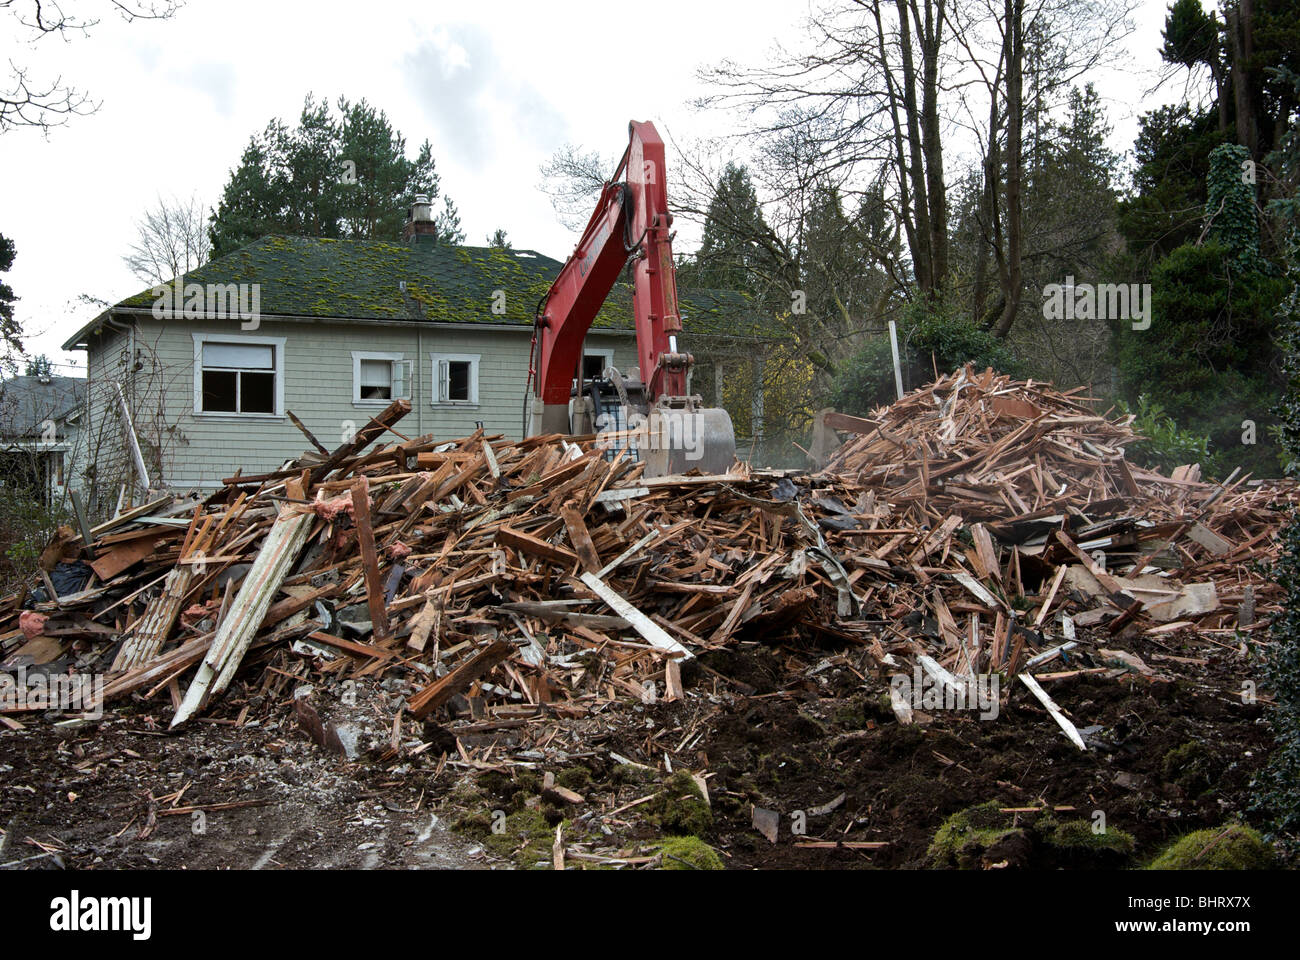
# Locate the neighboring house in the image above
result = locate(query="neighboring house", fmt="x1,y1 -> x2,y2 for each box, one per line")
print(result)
62,203 -> 775,513
0,373 -> 87,507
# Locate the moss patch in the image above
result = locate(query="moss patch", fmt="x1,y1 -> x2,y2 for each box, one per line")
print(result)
556,766 -> 592,792
611,763 -> 656,787
657,836 -> 724,870
1161,740 -> 1223,794
647,771 -> 713,837
1045,818 -> 1136,867
928,801 -> 1025,869
1148,824 -> 1275,870
481,808 -> 557,868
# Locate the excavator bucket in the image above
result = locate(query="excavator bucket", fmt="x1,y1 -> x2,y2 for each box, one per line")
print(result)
643,404 -> 737,478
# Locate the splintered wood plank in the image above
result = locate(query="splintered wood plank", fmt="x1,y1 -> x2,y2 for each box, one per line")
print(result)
496,527 -> 580,568
352,482 -> 390,640
664,659 -> 683,701
308,398 -> 411,484
408,639 -> 514,719
407,595 -> 440,652
712,581 -> 755,645
1188,522 -> 1233,555
111,565 -> 193,671
1033,565 -> 1069,629
1018,673 -> 1087,751
578,572 -> 693,660
172,510 -> 315,726
559,502 -> 602,573
823,411 -> 880,435
306,631 -> 395,661
90,536 -> 162,581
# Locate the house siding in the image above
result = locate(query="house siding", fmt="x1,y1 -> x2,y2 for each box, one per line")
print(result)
97,315 -> 637,489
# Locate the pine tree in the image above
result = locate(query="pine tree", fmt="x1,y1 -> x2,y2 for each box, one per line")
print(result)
694,163 -> 772,290
209,95 -> 462,256
0,232 -> 21,369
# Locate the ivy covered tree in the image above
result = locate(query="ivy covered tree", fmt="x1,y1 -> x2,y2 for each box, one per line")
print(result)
1206,142 -> 1264,269
209,95 -> 462,257
1256,66 -> 1300,849
1115,133 -> 1291,478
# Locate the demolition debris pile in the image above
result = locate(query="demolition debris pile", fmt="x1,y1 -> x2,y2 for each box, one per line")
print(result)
2,367 -> 1295,754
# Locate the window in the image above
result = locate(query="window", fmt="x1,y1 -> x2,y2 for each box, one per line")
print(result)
431,353 -> 479,405
579,347 -> 615,385
352,352 -> 411,404
192,334 -> 285,417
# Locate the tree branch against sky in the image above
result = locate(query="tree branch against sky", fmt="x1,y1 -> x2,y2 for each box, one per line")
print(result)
0,0 -> 181,135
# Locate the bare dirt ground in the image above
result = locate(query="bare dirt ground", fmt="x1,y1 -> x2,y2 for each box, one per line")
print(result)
0,621 -> 1278,871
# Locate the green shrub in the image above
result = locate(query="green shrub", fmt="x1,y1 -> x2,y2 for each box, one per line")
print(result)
1116,395 -> 1220,476
1113,241 -> 1287,479
0,492 -> 70,591
826,296 -> 1020,415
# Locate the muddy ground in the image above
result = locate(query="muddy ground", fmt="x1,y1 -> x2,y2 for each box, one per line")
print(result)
0,622 -> 1280,870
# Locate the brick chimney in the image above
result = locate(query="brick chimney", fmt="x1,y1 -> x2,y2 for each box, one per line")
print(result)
403,195 -> 437,244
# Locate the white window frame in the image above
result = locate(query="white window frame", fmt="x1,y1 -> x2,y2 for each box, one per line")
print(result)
430,352 -> 480,406
578,346 -> 615,385
352,351 -> 410,405
192,333 -> 286,418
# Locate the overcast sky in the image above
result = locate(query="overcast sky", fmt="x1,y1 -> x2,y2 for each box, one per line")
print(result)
1,0 -> 1180,376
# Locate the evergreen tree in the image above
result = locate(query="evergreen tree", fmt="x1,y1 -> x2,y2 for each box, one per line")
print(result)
0,232 -> 20,369
692,163 -> 773,290
1117,104 -> 1226,270
209,95 -> 461,256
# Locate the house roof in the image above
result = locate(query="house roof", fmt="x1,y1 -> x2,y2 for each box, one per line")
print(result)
64,235 -> 773,349
0,375 -> 86,438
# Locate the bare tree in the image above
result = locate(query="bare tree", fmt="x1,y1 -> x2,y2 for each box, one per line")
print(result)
945,0 -> 1137,336
697,0 -> 951,298
123,193 -> 211,285
537,144 -> 619,231
1,1 -> 181,135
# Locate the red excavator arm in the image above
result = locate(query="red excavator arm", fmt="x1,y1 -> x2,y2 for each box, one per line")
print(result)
527,121 -> 736,475
530,121 -> 689,432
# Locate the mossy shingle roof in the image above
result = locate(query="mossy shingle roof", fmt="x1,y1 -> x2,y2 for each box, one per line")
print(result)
103,235 -> 773,339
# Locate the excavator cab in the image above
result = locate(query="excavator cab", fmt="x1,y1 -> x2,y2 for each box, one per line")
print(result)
570,366 -> 736,476
527,120 -> 738,477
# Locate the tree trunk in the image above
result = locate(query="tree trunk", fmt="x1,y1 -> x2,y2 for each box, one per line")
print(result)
993,0 -> 1023,340
919,0 -> 949,292
896,0 -> 934,293
1227,1 -> 1259,157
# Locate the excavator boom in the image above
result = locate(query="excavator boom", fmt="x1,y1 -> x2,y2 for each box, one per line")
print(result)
528,121 -> 735,475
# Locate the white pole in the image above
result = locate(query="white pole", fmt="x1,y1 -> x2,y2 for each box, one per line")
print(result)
115,381 -> 151,491
888,320 -> 904,400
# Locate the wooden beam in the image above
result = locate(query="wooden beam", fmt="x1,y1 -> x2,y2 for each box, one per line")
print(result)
496,527 -> 580,568
408,639 -> 514,719
352,482 -> 390,639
